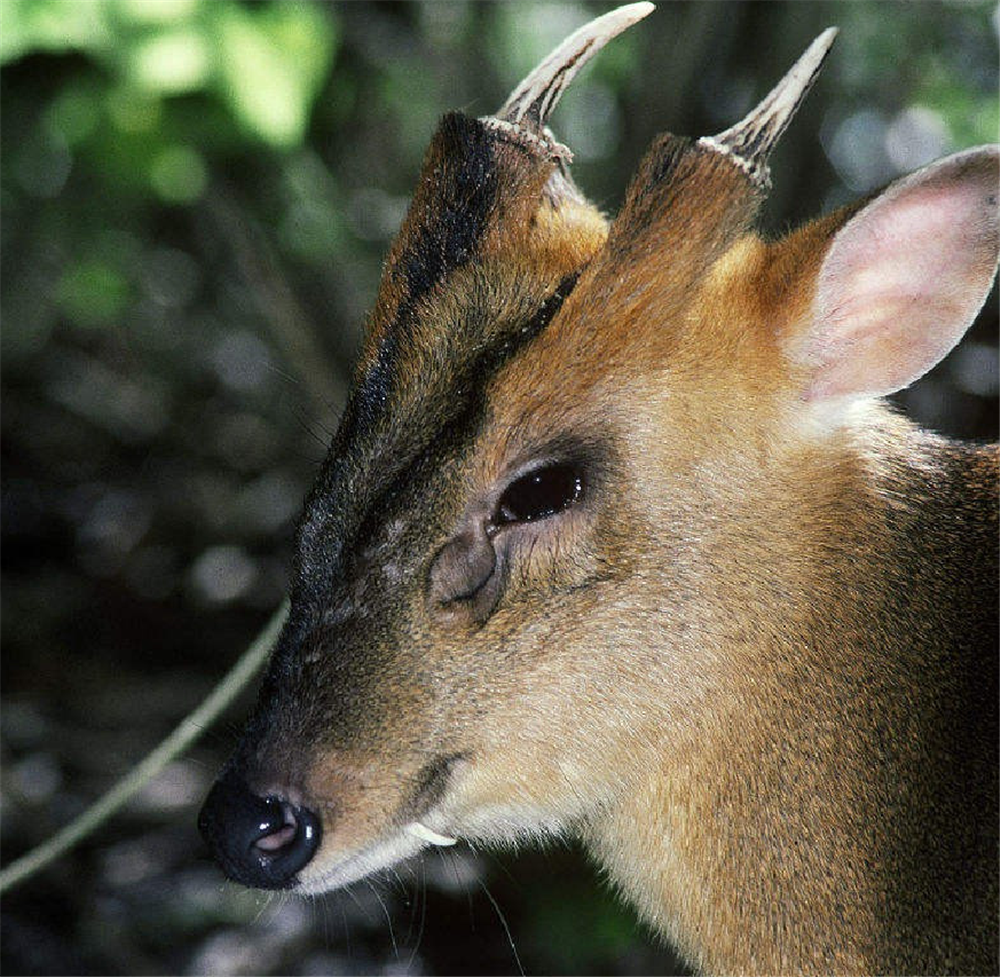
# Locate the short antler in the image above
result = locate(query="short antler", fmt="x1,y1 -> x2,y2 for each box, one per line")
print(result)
486,2 -> 654,156
698,27 -> 838,188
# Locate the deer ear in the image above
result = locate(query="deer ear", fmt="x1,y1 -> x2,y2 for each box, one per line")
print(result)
797,146 -> 999,402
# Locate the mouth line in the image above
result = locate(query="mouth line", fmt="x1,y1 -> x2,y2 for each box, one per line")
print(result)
296,753 -> 468,894
296,814 -> 456,894
398,752 -> 468,822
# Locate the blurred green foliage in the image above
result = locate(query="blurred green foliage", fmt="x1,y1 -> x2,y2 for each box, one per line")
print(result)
1,3 -> 996,975
3,0 -> 336,148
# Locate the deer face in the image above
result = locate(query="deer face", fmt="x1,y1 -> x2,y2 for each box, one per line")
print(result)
198,7 -> 999,899
197,122 -> 774,894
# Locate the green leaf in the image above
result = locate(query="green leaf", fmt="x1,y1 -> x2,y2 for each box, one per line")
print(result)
125,28 -> 211,94
149,145 -> 207,203
114,0 -> 201,26
214,2 -> 337,149
1,0 -> 113,65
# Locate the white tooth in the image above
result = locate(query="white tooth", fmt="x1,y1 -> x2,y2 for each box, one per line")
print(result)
405,822 -> 458,846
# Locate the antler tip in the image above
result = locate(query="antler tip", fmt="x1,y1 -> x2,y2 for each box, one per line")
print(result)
699,25 -> 840,189
494,2 -> 655,137
817,26 -> 840,48
619,2 -> 657,22
801,27 -> 839,77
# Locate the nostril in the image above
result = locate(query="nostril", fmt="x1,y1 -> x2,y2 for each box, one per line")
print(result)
253,800 -> 298,853
256,823 -> 297,852
198,777 -> 322,890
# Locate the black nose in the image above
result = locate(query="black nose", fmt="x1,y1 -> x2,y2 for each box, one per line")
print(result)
198,775 -> 322,889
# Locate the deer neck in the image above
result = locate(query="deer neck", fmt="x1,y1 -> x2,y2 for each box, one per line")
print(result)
581,415 -> 999,975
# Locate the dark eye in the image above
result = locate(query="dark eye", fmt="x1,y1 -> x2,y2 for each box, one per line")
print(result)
494,463 -> 584,527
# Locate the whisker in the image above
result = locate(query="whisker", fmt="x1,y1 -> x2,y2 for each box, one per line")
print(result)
367,876 -> 398,959
405,859 -> 428,973
479,879 -> 524,977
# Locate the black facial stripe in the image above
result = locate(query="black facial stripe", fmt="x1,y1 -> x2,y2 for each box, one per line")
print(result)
346,272 -> 581,555
350,114 -> 501,435
402,114 -> 499,300
296,272 -> 581,601
347,324 -> 398,436
465,271 -> 579,387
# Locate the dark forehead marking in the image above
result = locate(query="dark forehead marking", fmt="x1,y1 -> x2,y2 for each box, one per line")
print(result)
350,113 -> 502,436
291,272 -> 580,614
248,273 -> 584,758
351,271 -> 581,544
400,113 -> 500,299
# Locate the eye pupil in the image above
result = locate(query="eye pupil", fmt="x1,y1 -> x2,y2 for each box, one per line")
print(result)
494,463 -> 583,526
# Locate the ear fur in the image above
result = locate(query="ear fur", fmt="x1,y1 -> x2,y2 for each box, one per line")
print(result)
791,146 -> 999,403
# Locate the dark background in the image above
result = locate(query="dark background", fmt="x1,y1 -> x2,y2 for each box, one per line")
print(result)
2,2 -> 996,974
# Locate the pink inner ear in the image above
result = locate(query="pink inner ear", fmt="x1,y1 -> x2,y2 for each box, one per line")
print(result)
804,150 -> 999,403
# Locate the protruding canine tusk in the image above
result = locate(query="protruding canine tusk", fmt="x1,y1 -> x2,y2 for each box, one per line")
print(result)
495,2 -> 655,131
698,27 -> 838,189
405,822 -> 458,847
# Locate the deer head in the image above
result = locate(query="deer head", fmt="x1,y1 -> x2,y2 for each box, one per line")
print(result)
200,7 -> 998,972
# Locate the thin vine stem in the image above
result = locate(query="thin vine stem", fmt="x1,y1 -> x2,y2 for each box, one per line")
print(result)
0,600 -> 288,895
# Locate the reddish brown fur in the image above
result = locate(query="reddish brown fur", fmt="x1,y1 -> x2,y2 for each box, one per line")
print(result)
202,20 -> 998,975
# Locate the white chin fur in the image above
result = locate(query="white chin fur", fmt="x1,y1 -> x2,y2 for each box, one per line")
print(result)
296,830 -> 427,894
405,821 -> 458,846
296,802 -> 566,895
295,822 -> 458,895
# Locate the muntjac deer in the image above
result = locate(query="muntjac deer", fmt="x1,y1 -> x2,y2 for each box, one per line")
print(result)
199,6 -> 999,973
